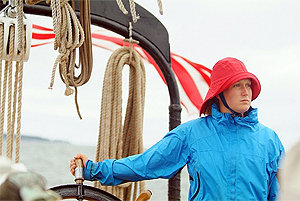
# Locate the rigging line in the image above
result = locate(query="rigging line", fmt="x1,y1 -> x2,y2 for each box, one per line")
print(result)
0,24 -> 3,156
5,25 -> 14,160
116,0 -> 163,23
14,0 -> 25,164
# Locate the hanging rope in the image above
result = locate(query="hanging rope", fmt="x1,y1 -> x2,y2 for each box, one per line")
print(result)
0,21 -> 4,156
15,0 -> 25,164
94,42 -> 146,200
157,0 -> 163,15
5,25 -> 15,160
45,0 -> 93,119
0,0 -> 26,163
72,0 -> 93,118
48,0 -> 84,93
116,0 -> 163,23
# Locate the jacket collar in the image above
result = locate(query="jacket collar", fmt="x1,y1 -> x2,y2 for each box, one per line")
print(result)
211,103 -> 258,126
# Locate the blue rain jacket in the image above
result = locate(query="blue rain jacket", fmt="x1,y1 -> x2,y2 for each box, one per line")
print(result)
84,104 -> 284,200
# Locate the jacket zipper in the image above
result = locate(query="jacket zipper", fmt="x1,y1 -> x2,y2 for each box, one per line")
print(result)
190,172 -> 200,201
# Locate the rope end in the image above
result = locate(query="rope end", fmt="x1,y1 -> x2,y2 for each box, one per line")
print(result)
64,87 -> 74,96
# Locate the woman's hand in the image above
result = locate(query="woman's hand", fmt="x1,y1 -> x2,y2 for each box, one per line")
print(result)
70,153 -> 89,176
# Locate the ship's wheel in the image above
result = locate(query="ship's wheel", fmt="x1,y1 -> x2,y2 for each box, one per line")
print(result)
50,184 -> 121,201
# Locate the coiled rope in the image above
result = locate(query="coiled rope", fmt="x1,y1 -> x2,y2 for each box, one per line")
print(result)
48,0 -> 84,93
46,0 -> 92,119
0,0 -> 25,163
95,44 -> 146,201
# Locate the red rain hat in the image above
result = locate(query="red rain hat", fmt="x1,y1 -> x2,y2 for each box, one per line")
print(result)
199,57 -> 261,114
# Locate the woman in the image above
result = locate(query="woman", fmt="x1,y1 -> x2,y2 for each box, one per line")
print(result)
70,57 -> 284,200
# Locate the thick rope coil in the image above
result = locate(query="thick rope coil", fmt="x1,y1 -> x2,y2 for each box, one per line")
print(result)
95,46 -> 146,201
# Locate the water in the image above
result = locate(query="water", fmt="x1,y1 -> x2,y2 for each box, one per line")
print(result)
4,141 -> 189,201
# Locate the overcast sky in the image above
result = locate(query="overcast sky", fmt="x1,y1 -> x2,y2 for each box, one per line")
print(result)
13,0 -> 300,151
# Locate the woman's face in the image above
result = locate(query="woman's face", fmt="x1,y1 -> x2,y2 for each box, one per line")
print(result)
218,79 -> 252,115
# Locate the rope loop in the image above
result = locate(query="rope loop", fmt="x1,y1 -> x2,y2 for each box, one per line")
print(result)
48,0 -> 93,119
95,45 -> 146,200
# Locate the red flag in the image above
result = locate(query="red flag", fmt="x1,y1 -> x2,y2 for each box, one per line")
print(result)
31,24 -> 211,114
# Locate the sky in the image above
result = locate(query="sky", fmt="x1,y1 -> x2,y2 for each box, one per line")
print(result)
7,0 -> 299,151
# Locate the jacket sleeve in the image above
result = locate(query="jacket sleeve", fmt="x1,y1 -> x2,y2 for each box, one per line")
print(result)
84,128 -> 189,186
267,134 -> 285,201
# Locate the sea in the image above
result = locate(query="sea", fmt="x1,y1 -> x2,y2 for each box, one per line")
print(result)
2,140 -> 190,201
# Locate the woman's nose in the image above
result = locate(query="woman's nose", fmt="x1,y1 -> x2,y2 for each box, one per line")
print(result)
241,86 -> 249,95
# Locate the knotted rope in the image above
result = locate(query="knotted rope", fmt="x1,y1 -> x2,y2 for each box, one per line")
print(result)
0,0 -> 25,163
95,44 -> 146,201
48,0 -> 84,93
46,0 -> 92,119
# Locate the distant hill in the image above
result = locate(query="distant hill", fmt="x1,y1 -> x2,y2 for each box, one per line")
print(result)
2,134 -> 70,144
